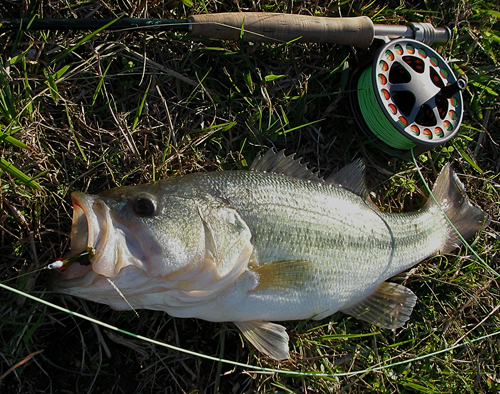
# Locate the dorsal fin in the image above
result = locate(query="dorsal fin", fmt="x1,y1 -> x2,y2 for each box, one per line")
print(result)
326,159 -> 368,198
250,149 -> 321,182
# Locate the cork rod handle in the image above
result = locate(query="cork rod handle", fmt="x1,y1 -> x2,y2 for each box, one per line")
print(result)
189,13 -> 375,48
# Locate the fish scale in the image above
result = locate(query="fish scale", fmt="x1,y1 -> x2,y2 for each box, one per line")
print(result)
53,150 -> 489,360
199,170 -> 440,276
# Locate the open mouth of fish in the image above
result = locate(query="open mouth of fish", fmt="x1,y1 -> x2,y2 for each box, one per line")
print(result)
54,192 -> 142,287
51,193 -> 108,283
52,192 -> 165,310
71,193 -> 111,272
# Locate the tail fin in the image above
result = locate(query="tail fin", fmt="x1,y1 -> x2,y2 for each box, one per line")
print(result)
426,164 -> 490,253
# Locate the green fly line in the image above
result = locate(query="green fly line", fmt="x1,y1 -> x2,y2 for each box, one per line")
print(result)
357,65 -> 417,150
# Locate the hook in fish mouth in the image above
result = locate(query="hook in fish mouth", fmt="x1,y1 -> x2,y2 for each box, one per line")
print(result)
48,247 -> 95,271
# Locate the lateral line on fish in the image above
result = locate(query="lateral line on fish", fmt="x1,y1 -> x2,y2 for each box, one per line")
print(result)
106,278 -> 140,318
1,282 -> 500,379
410,149 -> 498,278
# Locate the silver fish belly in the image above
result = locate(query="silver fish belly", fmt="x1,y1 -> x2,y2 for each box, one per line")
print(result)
53,150 -> 489,360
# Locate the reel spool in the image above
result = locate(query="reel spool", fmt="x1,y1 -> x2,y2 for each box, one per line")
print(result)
351,38 -> 466,155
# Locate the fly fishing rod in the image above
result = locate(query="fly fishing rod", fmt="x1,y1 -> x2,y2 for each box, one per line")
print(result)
1,13 -> 450,48
1,12 -> 463,154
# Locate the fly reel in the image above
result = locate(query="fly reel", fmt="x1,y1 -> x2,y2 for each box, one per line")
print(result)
351,38 -> 466,155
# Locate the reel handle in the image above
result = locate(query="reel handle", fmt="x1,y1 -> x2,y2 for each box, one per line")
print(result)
440,77 -> 467,98
189,13 -> 375,48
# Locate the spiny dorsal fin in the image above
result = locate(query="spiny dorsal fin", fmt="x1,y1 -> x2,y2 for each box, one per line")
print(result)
251,260 -> 315,292
341,282 -> 417,329
234,321 -> 290,360
326,158 -> 368,198
250,149 -> 321,182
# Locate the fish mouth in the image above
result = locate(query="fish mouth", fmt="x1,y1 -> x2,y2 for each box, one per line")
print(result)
74,192 -> 115,273
55,192 -> 124,285
52,191 -> 157,308
70,192 -> 104,257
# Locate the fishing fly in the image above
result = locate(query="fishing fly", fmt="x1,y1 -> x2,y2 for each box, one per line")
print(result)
47,246 -> 140,317
47,247 -> 95,271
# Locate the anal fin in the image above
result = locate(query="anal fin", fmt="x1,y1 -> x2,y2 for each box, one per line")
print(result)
341,282 -> 417,329
234,321 -> 290,360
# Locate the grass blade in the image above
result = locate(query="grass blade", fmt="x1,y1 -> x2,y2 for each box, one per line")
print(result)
0,127 -> 26,149
0,158 -> 41,190
132,78 -> 151,131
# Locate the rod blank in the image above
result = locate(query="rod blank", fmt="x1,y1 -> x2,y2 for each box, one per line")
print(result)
0,18 -> 189,32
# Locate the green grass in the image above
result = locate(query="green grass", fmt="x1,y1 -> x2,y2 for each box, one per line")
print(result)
0,0 -> 499,393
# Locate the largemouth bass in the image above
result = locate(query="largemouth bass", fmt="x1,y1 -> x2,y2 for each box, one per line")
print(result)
53,150 -> 489,359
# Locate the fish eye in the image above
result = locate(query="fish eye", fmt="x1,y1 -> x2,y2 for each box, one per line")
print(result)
132,195 -> 157,217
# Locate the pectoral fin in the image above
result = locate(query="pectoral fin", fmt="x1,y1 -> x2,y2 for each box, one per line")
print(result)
251,260 -> 315,292
234,321 -> 290,360
341,282 -> 417,329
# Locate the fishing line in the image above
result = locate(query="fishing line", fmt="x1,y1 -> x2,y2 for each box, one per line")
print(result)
0,262 -> 58,284
357,66 -> 416,150
105,278 -> 140,318
2,281 -> 499,378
